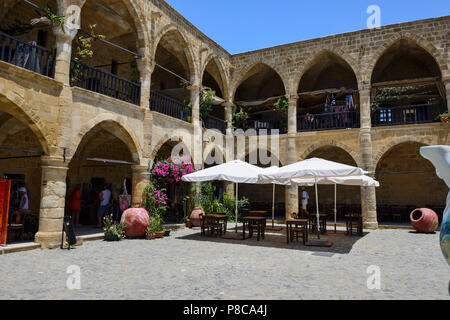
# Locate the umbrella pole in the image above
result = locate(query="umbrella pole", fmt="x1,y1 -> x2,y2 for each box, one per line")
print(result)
272,184 -> 275,227
235,183 -> 239,233
315,176 -> 320,240
334,183 -> 337,233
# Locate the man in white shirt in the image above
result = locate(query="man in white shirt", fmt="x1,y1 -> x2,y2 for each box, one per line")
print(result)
301,187 -> 309,216
97,184 -> 112,227
18,187 -> 29,212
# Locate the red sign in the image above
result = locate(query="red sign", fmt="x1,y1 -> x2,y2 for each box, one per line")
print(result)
0,180 -> 11,246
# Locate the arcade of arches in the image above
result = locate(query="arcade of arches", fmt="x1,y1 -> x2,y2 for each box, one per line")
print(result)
0,1 -> 448,249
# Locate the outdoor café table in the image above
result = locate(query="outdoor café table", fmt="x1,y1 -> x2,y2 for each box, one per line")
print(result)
308,213 -> 328,234
286,219 -> 308,244
248,210 -> 268,218
242,216 -> 266,241
207,214 -> 228,235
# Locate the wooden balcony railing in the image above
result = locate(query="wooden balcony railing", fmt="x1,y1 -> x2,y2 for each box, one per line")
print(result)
0,31 -> 55,78
70,59 -> 141,105
236,118 -> 287,135
371,103 -> 445,127
297,110 -> 360,132
204,115 -> 226,134
150,91 -> 191,122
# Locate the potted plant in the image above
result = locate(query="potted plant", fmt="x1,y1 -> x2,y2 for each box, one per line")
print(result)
145,224 -> 156,240
103,215 -> 126,241
151,213 -> 165,238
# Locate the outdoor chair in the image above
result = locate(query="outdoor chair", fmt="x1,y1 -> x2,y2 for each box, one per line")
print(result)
200,215 -> 223,237
7,211 -> 25,242
345,213 -> 363,236
290,223 -> 308,245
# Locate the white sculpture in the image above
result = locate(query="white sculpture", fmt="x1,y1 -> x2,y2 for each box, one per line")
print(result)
420,145 -> 450,266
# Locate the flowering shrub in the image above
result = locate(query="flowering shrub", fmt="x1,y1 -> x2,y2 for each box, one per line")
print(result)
143,183 -> 168,217
152,155 -> 194,185
103,215 -> 126,241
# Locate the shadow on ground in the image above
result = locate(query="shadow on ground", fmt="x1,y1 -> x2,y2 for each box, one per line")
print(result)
176,227 -> 369,255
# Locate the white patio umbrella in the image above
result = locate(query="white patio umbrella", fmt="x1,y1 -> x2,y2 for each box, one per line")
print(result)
292,175 -> 380,233
258,158 -> 368,241
182,160 -> 264,232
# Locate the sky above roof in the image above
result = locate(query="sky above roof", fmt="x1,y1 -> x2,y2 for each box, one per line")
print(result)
165,0 -> 450,54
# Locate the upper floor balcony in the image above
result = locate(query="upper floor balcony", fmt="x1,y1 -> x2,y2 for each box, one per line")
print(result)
297,109 -> 360,132
0,31 -> 55,78
371,103 -> 445,127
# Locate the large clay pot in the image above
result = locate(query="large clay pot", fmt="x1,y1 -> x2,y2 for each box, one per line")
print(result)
410,208 -> 439,233
120,208 -> 150,238
189,207 -> 203,227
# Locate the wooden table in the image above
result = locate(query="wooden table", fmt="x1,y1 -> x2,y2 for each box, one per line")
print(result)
242,216 -> 266,241
286,219 -> 308,244
248,210 -> 268,218
308,213 -> 328,234
207,214 -> 228,235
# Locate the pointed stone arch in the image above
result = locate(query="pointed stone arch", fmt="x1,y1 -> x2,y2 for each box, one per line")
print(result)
71,117 -> 142,164
295,48 -> 361,93
366,33 -> 446,84
232,61 -> 288,102
152,24 -> 197,80
201,54 -> 229,99
298,141 -> 361,168
294,47 -> 361,94
0,93 -> 50,155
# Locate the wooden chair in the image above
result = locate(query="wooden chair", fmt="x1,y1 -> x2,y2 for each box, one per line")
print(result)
200,215 -> 222,237
290,222 -> 308,245
7,211 -> 25,242
345,213 -> 363,236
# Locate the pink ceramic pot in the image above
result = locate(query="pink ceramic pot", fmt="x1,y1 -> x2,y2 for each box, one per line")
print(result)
121,208 -> 150,238
410,208 -> 439,233
189,207 -> 203,227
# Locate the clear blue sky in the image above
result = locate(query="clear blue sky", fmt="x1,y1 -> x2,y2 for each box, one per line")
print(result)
165,0 -> 450,54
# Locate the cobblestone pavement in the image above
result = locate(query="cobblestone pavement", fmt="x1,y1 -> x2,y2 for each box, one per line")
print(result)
0,227 -> 449,300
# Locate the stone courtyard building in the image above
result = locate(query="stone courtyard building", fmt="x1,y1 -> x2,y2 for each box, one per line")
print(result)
0,0 -> 448,248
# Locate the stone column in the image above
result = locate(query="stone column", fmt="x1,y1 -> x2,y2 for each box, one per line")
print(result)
286,95 -> 299,219
131,165 -> 151,208
52,2 -> 79,85
137,54 -> 153,110
359,87 -> 378,229
224,101 -> 235,196
34,156 -> 69,249
188,83 -> 203,170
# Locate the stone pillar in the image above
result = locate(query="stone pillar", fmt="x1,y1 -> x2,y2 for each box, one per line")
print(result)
286,95 -> 299,219
34,156 -> 69,249
52,3 -> 79,85
359,87 -> 378,229
137,54 -> 153,110
188,83 -> 203,170
224,101 -> 235,196
131,165 -> 151,208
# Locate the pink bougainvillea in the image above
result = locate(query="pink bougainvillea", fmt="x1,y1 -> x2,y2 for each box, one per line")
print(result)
152,155 -> 194,185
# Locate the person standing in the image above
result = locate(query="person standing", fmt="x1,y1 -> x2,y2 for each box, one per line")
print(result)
18,187 -> 29,212
68,185 -> 82,226
97,184 -> 112,228
301,187 -> 309,216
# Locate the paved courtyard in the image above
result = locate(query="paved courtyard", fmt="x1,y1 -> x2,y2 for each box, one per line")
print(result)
0,227 -> 449,300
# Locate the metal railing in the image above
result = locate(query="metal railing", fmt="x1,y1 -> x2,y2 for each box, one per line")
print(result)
236,118 -> 287,135
204,115 -> 226,134
0,31 -> 55,78
372,103 -> 445,127
70,59 -> 141,105
150,90 -> 191,122
297,110 -> 360,132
